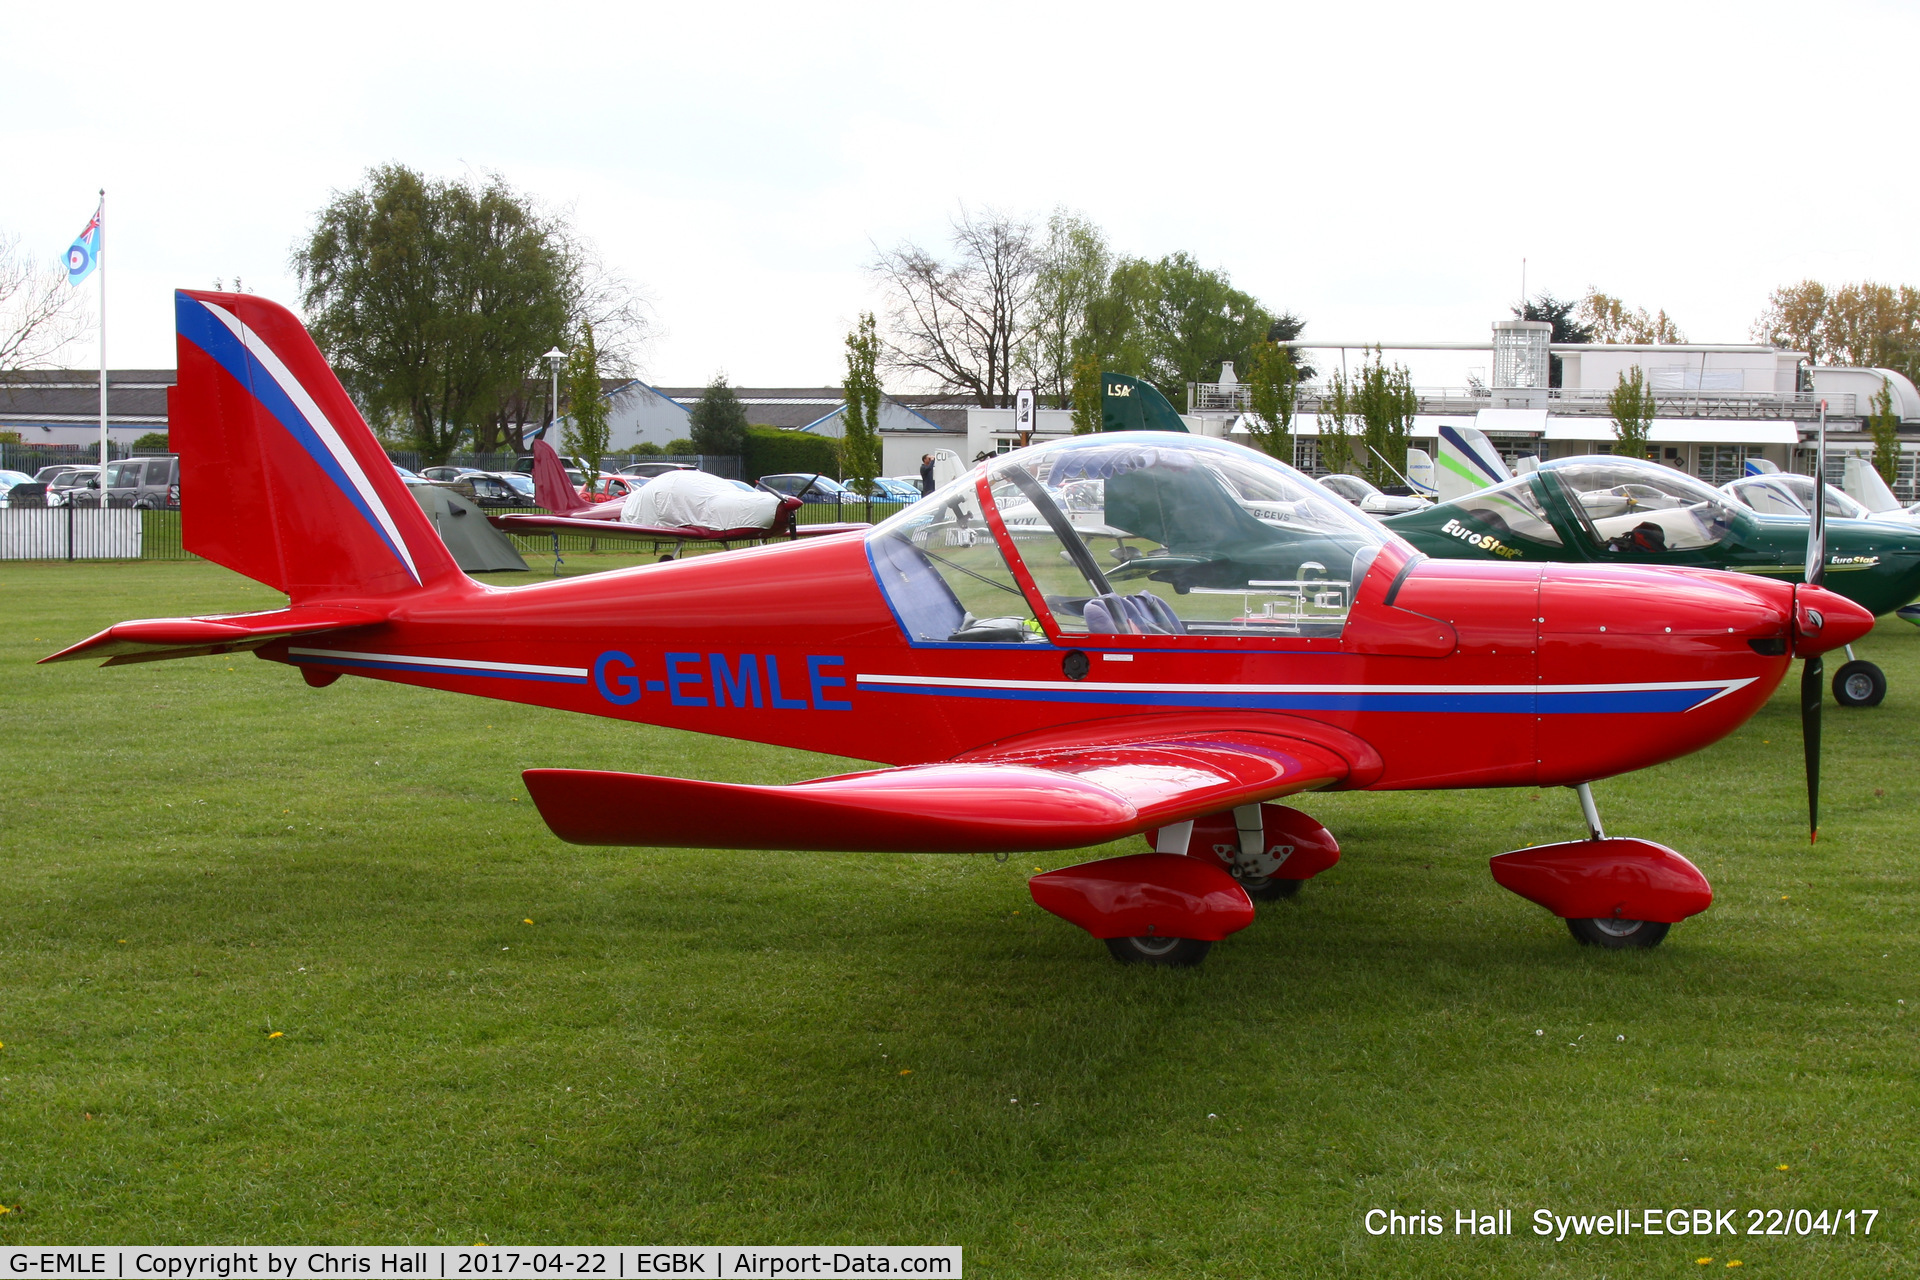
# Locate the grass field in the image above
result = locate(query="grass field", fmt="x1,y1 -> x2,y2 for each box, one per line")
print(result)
2,556 -> 1916,1276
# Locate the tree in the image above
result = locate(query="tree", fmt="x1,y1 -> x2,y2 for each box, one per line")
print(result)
132,432 -> 170,451
1870,380 -> 1900,486
565,323 -> 609,490
871,206 -> 1038,407
1819,283 -> 1920,373
294,165 -> 649,464
1751,280 -> 1920,386
1349,349 -> 1418,489
1319,368 -> 1356,477
1266,312 -> 1315,379
687,375 -> 748,457
1071,255 -> 1156,387
1069,350 -> 1101,435
1025,211 -> 1111,405
0,231 -> 90,380
841,312 -> 882,497
1751,281 -> 1830,363
1608,367 -> 1656,459
1135,252 -> 1273,406
1242,340 -> 1300,465
1513,292 -> 1595,387
1580,291 -> 1685,344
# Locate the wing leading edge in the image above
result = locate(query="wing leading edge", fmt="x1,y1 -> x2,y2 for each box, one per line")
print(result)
523,721 -> 1353,852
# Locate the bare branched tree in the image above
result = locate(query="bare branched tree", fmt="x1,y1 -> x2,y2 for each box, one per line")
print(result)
560,235 -> 653,379
871,207 -> 1038,407
0,232 -> 91,380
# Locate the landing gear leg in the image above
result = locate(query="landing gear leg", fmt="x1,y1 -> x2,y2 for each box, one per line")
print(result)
1230,802 -> 1304,900
1487,784 -> 1709,949
1562,783 -> 1670,946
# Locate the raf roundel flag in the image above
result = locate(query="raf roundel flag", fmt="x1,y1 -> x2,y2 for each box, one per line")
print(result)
67,199 -> 103,286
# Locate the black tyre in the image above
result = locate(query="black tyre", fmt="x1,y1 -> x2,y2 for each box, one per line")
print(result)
1566,917 -> 1671,950
1832,659 -> 1887,709
1104,935 -> 1212,967
1240,875 -> 1304,901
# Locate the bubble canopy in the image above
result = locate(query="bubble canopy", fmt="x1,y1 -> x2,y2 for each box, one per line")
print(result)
866,432 -> 1397,644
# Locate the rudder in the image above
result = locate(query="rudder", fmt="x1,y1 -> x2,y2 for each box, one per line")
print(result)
171,289 -> 460,601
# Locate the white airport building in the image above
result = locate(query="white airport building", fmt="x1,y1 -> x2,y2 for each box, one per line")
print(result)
935,320 -> 1920,500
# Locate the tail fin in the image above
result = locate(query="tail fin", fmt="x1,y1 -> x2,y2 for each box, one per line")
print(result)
171,290 -> 461,601
1435,423 -> 1512,502
1842,454 -> 1902,513
1404,447 -> 1438,497
531,439 -> 591,514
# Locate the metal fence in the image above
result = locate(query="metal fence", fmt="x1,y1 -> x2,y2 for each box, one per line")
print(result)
0,441 -> 169,475
0,506 -> 189,560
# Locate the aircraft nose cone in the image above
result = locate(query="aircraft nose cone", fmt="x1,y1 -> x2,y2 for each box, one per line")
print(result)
1793,584 -> 1876,657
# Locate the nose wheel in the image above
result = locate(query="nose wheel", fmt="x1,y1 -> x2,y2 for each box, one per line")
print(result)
1488,784 -> 1712,949
1831,657 -> 1886,708
1566,916 -> 1671,949
1104,935 -> 1213,966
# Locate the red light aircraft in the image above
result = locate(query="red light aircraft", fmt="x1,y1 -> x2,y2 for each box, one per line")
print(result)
492,440 -> 866,561
43,292 -> 1876,966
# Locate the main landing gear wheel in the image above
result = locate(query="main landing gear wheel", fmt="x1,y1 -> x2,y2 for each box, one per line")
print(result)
1831,659 -> 1887,708
1566,917 -> 1671,950
1105,935 -> 1212,967
1238,874 -> 1304,901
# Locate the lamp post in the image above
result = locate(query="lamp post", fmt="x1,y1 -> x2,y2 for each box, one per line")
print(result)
542,347 -> 567,443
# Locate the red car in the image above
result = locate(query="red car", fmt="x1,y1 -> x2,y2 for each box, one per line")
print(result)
579,474 -> 644,504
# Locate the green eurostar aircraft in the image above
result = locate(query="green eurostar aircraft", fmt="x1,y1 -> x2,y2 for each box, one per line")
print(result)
1380,455 -> 1920,707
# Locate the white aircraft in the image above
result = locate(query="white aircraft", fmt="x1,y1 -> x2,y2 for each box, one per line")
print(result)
1722,468 -> 1920,527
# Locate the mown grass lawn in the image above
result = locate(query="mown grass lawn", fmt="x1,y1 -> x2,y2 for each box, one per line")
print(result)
1,556 -> 1916,1277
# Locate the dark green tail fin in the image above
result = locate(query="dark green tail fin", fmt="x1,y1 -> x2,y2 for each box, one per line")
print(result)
1101,373 -> 1188,433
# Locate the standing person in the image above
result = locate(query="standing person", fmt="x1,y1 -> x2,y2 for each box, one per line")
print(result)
919,453 -> 936,497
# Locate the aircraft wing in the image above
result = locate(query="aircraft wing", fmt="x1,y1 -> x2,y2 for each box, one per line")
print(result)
40,605 -> 383,666
491,512 -> 771,540
490,514 -> 872,541
523,720 -> 1352,852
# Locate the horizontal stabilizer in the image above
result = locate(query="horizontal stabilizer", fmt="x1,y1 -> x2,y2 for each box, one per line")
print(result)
525,726 -> 1348,852
41,605 -> 382,666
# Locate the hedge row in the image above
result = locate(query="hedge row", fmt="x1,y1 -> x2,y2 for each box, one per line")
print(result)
743,424 -> 840,480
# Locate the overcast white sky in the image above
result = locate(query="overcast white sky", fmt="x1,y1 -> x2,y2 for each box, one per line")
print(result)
7,0 -> 1918,390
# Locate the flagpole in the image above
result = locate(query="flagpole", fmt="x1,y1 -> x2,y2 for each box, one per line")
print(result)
97,188 -> 107,480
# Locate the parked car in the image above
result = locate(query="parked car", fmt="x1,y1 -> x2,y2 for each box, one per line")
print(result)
472,472 -> 538,507
757,473 -> 860,505
579,474 -> 646,504
619,461 -> 696,479
45,466 -> 103,506
0,470 -> 46,507
91,455 -> 180,509
515,453 -> 592,478
33,464 -> 85,485
420,465 -> 488,483
853,476 -> 921,503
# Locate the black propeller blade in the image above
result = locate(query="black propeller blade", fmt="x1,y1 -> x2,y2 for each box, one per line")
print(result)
1802,649 -> 1822,843
1802,407 -> 1828,844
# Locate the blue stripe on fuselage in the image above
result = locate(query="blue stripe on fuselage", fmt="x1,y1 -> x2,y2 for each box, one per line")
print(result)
288,653 -> 588,685
853,681 -> 1719,714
